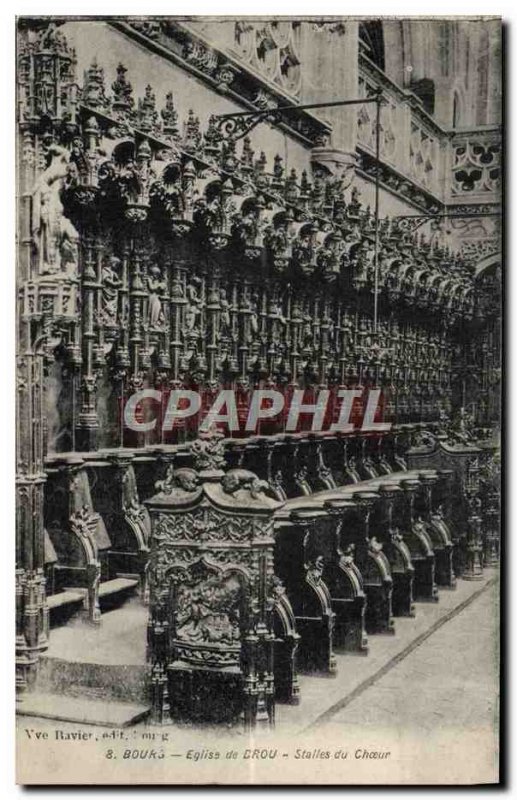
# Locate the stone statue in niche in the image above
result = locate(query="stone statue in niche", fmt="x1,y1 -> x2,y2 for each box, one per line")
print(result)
218,288 -> 232,338
185,279 -> 203,333
147,264 -> 166,329
301,313 -> 314,350
269,296 -> 286,326
326,316 -> 336,349
31,144 -> 80,276
100,256 -> 122,326
248,294 -> 260,343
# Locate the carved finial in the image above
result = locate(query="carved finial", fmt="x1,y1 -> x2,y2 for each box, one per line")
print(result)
380,217 -> 391,237
255,151 -> 267,174
273,154 -> 284,180
111,63 -> 134,115
324,178 -> 335,207
82,59 -> 109,112
270,154 -> 284,192
137,85 -> 159,133
240,136 -> 254,174
38,23 -> 70,56
183,109 -> 202,152
221,137 -> 237,173
203,114 -> 222,159
361,205 -> 376,237
300,169 -> 311,196
190,427 -> 226,477
348,185 -> 361,217
161,91 -> 179,140
253,152 -> 269,190
285,168 -> 299,204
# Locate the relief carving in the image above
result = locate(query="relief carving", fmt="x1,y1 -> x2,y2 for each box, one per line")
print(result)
174,569 -> 242,648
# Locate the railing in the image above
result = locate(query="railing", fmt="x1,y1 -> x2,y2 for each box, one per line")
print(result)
358,55 -> 502,211
448,125 -> 502,205
358,54 -> 447,203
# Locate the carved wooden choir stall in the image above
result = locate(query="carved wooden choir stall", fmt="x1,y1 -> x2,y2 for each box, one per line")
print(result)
15,21 -> 500,728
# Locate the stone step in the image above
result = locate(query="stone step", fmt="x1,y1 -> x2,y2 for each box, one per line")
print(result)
38,598 -> 150,704
17,691 -> 150,727
37,656 -> 150,705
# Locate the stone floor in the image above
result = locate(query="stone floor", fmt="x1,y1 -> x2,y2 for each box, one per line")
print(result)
320,578 -> 499,735
278,569 -> 499,731
310,577 -> 500,784
45,595 -> 148,665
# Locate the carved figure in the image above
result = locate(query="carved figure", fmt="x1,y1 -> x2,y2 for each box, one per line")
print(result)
218,288 -> 231,337
156,466 -> 199,496
185,280 -> 203,332
100,256 -> 122,326
221,468 -> 269,498
148,265 -> 166,328
175,573 -> 241,647
31,144 -> 80,275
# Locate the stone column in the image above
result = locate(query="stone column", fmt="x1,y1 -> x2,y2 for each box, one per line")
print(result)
16,352 -> 49,691
16,19 -> 78,689
76,234 -> 100,451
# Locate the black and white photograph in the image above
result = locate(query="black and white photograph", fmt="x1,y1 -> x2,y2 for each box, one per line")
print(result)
14,13 -> 502,785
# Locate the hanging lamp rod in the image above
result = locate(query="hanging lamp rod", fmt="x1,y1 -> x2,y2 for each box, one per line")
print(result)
395,211 -> 501,219
213,93 -> 381,120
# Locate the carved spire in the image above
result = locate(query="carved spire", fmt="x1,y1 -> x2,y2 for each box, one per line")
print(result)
160,91 -> 179,141
39,23 -> 73,56
82,59 -> 110,112
300,169 -> 311,197
111,63 -> 134,117
285,168 -> 299,204
323,179 -> 335,215
137,85 -> 159,133
271,154 -> 284,192
221,137 -> 237,174
203,114 -> 222,160
183,109 -> 202,152
255,151 -> 267,175
240,136 -> 254,176
310,172 -> 324,212
254,151 -> 269,191
18,22 -> 77,125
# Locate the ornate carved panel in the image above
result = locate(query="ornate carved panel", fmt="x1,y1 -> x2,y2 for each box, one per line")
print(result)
450,128 -> 501,199
146,432 -> 282,727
